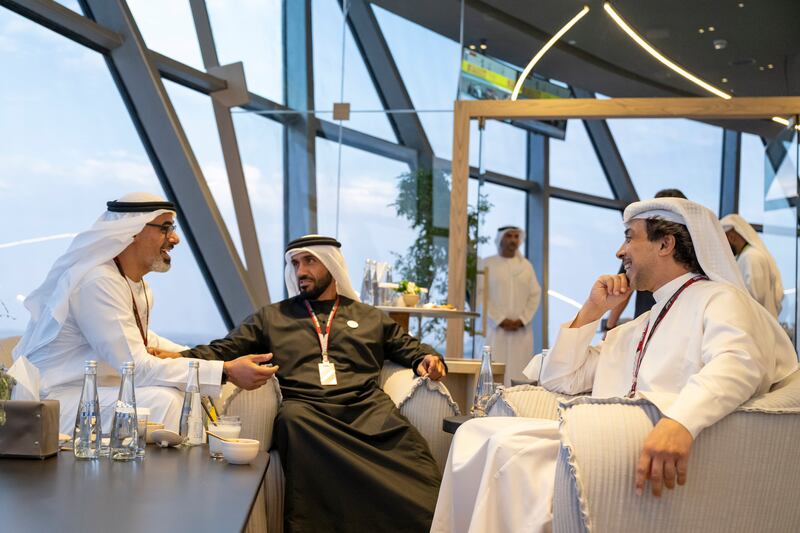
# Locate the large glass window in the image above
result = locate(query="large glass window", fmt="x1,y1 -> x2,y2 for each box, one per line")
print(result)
231,113 -> 285,299
206,0 -> 283,104
312,0 -> 396,143
549,120 -> 614,198
739,132 -> 766,224
0,11 -> 226,342
548,199 -> 624,345
127,0 -> 204,70
609,119 -> 722,210
469,180 -> 528,260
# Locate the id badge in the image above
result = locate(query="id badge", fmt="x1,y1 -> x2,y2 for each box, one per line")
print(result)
318,362 -> 337,385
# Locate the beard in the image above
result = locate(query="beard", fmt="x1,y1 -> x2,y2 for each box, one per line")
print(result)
150,251 -> 172,273
298,271 -> 334,300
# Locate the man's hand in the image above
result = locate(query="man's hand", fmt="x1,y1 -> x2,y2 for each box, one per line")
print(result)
635,418 -> 694,497
416,355 -> 446,381
147,347 -> 181,359
498,319 -> 524,331
571,274 -> 631,328
223,353 -> 279,390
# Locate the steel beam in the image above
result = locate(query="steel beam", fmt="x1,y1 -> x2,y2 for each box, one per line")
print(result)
79,0 -> 258,327
189,0 -> 271,307
719,129 -> 741,217
342,0 -> 434,169
573,88 -> 638,206
527,133 -> 548,352
1,0 -> 122,52
282,0 -> 317,243
318,119 -> 416,165
548,187 -> 628,211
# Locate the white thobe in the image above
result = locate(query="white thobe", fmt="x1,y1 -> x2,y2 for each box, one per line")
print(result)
477,255 -> 541,385
433,273 -> 798,532
737,245 -> 782,319
26,261 -> 223,434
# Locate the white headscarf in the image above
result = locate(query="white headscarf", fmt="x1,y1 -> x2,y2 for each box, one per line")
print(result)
284,236 -> 360,301
13,192 -> 175,360
623,198 -> 746,291
495,226 -> 526,258
720,213 -> 784,305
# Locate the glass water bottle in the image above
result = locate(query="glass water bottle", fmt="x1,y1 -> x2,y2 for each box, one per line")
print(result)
73,360 -> 101,460
472,345 -> 495,417
179,360 -> 204,446
110,361 -> 138,461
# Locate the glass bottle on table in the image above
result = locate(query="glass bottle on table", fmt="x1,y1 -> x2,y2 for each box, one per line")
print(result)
472,345 -> 495,417
109,361 -> 138,461
179,360 -> 204,446
73,360 -> 101,460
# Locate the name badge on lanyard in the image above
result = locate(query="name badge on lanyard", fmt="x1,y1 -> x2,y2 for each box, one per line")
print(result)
304,297 -> 341,386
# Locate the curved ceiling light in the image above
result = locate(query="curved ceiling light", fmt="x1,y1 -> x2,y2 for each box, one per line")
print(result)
511,6 -> 590,101
603,2 -> 732,100
770,116 -> 800,131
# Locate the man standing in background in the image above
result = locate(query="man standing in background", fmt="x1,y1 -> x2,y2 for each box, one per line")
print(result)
477,226 -> 541,385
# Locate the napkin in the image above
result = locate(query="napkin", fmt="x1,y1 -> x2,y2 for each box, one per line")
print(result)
7,355 -> 40,401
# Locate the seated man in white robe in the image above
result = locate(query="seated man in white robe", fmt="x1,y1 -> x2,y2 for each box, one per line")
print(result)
720,213 -> 783,319
432,198 -> 798,533
13,192 -> 275,434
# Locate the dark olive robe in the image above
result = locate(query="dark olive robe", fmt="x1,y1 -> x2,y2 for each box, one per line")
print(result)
184,296 -> 444,533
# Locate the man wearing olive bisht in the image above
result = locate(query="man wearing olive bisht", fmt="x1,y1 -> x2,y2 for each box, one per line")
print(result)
180,235 -> 447,532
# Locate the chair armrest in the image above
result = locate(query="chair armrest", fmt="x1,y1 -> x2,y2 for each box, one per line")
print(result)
218,378 -> 282,451
554,396 -> 800,533
486,384 -> 567,420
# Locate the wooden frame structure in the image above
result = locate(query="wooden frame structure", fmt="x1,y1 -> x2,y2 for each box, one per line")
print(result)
446,96 -> 800,356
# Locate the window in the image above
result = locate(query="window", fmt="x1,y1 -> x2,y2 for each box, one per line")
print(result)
609,118 -> 722,210
738,132 -> 765,224
548,199 -> 624,345
0,11 -> 226,342
549,120 -> 614,198
127,0 -> 204,70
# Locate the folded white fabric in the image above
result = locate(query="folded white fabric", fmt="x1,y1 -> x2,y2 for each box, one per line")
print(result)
8,354 -> 40,401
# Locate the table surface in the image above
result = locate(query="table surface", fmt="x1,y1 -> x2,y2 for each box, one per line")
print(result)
0,444 -> 269,533
376,306 -> 480,319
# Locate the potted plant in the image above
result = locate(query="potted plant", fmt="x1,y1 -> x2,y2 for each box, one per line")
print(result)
395,280 -> 422,307
0,366 -> 15,426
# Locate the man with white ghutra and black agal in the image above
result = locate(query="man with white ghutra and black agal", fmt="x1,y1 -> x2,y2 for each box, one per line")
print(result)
156,235 -> 446,532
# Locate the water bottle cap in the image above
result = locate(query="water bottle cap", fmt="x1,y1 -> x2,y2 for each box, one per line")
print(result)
188,360 -> 200,368
120,361 -> 135,370
84,360 -> 97,367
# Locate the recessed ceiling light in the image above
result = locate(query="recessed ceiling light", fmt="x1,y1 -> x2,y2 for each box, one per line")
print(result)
738,2 -> 744,7
479,39 -> 488,50
568,39 -> 577,45
713,39 -> 727,50
708,26 -> 715,32
721,77 -> 728,83
698,28 -> 705,34
759,66 -> 765,71
767,63 -> 774,69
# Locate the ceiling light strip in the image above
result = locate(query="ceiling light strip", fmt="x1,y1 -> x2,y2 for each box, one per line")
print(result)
511,6 -> 590,101
603,2 -> 731,100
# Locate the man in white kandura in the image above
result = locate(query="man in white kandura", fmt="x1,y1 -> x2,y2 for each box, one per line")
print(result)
720,213 -> 784,319
432,198 -> 797,533
13,192 -> 275,434
477,226 -> 541,385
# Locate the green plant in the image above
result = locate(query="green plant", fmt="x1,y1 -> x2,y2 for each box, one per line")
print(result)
391,168 -> 491,346
0,366 -> 15,426
395,280 -> 421,294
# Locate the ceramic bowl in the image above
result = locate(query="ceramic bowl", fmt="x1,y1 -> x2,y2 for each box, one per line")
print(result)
220,438 -> 260,465
145,422 -> 165,444
149,428 -> 183,448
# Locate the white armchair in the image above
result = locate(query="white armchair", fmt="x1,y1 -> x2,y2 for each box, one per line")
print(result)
486,370 -> 800,532
221,361 -> 460,533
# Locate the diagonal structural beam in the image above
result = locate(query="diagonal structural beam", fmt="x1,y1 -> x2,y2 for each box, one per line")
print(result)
283,0 -> 318,243
189,0 -> 270,307
341,0 -> 434,169
79,0 -> 258,328
0,0 -> 122,52
572,87 -> 638,206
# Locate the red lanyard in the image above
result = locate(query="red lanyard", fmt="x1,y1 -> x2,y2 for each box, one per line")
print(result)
304,297 -> 340,363
627,275 -> 708,397
113,257 -> 149,346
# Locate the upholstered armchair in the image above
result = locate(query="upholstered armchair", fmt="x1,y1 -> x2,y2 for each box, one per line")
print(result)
221,360 -> 459,533
485,370 -> 800,532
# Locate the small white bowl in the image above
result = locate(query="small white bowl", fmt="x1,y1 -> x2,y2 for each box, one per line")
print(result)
220,438 -> 260,465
